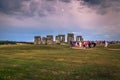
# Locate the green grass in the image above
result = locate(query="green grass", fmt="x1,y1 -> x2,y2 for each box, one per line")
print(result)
0,44 -> 120,80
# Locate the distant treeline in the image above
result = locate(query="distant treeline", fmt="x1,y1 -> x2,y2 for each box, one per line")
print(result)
0,41 -> 34,45
0,40 -> 119,45
0,41 -> 16,45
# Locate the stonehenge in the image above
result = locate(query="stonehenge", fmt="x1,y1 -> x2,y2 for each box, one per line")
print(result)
34,33 -> 83,45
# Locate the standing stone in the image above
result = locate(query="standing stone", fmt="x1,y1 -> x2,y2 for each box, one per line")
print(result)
47,35 -> 53,44
76,36 -> 83,42
42,37 -> 47,44
59,35 -> 65,43
67,33 -> 74,44
34,36 -> 41,44
56,36 -> 60,44
56,35 -> 65,44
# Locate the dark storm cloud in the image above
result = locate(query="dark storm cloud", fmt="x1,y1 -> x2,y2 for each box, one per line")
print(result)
46,0 -> 55,1
82,0 -> 102,5
0,0 -> 23,14
0,0 -> 72,17
0,0 -> 57,17
1,0 -> 120,16
59,0 -> 72,3
82,0 -> 120,14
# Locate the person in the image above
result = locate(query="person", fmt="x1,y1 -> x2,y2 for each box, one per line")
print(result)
88,41 -> 91,48
83,41 -> 86,49
70,41 -> 73,47
85,41 -> 89,48
105,41 -> 108,47
75,42 -> 78,47
91,41 -> 96,47
79,41 -> 82,47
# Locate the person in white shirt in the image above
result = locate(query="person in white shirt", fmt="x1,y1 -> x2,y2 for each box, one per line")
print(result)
105,41 -> 108,47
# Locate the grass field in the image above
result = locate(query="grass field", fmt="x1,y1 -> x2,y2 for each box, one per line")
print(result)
0,44 -> 120,80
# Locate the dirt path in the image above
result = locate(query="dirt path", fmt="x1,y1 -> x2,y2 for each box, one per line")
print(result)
108,49 -> 120,50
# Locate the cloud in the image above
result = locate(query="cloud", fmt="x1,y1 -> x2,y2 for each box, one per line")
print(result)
0,0 -> 25,14
0,0 -> 55,17
0,0 -> 73,17
81,0 -> 120,14
0,0 -> 120,16
59,0 -> 72,3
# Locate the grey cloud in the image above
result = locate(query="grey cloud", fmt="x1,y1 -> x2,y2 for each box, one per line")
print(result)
46,0 -> 55,1
81,0 -> 120,14
82,0 -> 102,5
28,0 -> 56,17
0,0 -> 57,17
0,0 -> 24,14
59,0 -> 72,3
46,0 -> 72,2
0,0 -> 73,17
1,0 -> 120,17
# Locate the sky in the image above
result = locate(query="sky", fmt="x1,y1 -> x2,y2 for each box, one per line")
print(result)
0,0 -> 120,41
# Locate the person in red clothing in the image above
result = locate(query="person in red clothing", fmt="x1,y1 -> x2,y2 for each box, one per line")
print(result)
85,41 -> 88,48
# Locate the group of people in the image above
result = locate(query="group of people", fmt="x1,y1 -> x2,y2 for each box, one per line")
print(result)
70,41 -> 109,49
70,41 -> 97,49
